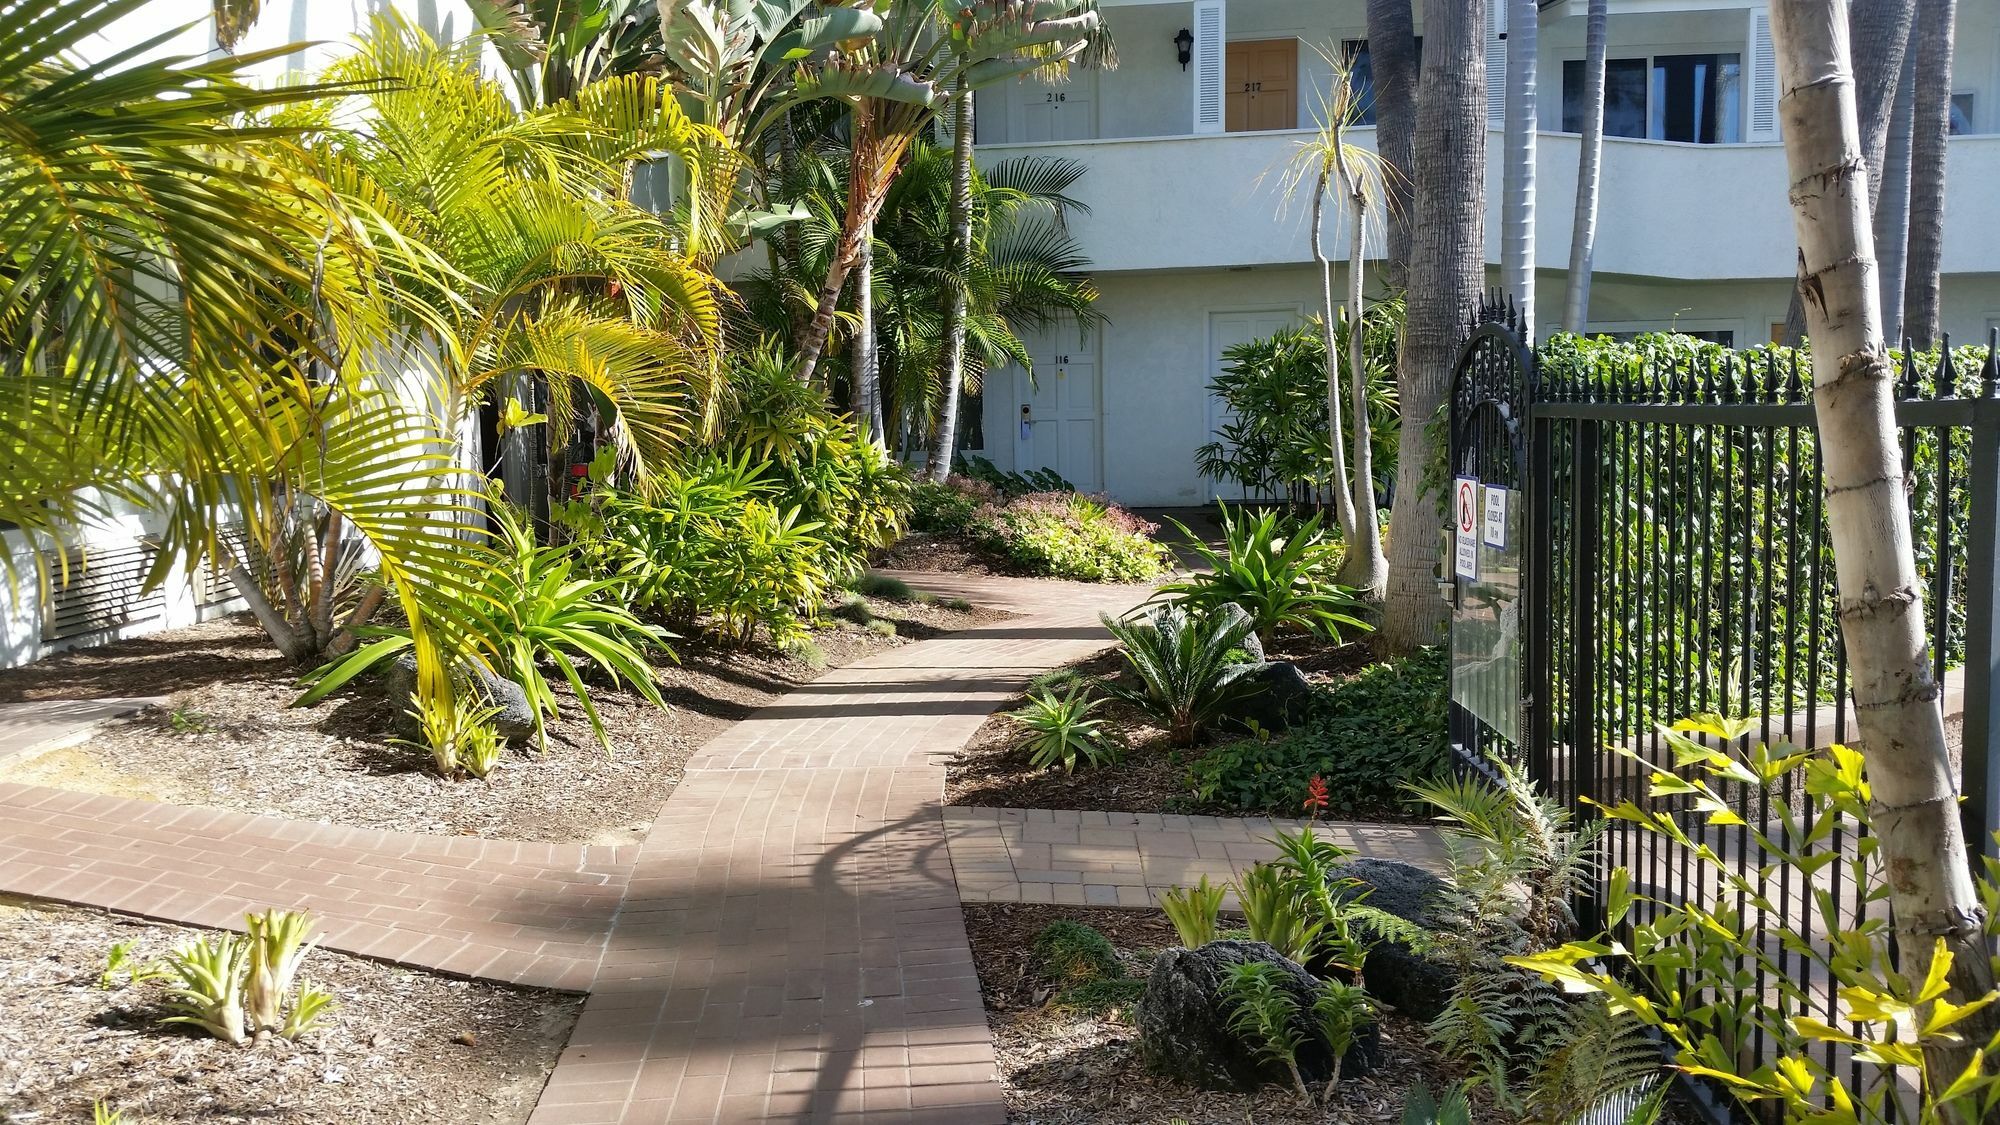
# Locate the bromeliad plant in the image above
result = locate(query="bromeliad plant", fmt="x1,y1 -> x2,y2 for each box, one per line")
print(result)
1009,684 -> 1116,773
1509,716 -> 2000,1125
1161,876 -> 1226,949
303,501 -> 670,753
157,910 -> 334,1045
1154,506 -> 1370,646
1100,603 -> 1265,747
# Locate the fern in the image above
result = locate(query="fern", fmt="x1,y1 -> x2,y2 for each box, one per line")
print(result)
1525,997 -> 1667,1125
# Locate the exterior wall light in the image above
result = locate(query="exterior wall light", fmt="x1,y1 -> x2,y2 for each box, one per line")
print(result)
1175,28 -> 1193,70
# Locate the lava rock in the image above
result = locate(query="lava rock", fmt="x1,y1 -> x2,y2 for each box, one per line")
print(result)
1223,661 -> 1315,731
1336,858 -> 1457,1022
384,655 -> 538,745
1137,940 -> 1380,1092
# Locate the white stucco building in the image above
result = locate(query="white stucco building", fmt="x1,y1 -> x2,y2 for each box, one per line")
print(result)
961,0 -> 2000,506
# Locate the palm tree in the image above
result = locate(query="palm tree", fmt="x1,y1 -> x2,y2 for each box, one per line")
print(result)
468,0 -> 663,107
778,0 -> 1106,386
1282,51 -> 1390,595
0,0 -> 490,693
1562,0 -> 1607,333
1501,0 -> 1538,333
1364,0 -> 1419,296
927,78 -> 977,480
1381,0 -> 1486,654
1766,0 -> 1997,1090
1902,0 -> 1955,348
1876,45 -> 1917,341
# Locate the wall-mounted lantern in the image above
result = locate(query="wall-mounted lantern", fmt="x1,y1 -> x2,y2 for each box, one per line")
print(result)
1174,28 -> 1194,70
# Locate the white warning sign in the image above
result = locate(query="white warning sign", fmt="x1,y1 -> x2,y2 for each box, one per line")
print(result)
1454,477 -> 1479,580
1483,485 -> 1508,549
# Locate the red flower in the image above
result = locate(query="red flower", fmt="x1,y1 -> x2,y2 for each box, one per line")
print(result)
1303,775 -> 1329,819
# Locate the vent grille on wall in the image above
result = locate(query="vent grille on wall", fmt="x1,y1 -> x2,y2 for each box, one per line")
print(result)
42,539 -> 167,643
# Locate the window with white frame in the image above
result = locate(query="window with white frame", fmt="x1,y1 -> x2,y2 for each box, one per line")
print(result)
1562,53 -> 1743,144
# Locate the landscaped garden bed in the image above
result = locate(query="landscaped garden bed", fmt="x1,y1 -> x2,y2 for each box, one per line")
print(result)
0,592 -> 1005,844
965,902 -> 1496,1124
0,897 -> 578,1124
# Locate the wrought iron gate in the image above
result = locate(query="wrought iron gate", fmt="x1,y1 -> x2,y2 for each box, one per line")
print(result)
1444,297 -> 1533,779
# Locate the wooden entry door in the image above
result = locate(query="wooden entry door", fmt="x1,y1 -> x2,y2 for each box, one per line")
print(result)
1226,39 -> 1298,132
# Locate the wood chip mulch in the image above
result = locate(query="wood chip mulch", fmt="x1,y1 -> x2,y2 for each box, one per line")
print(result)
0,897 -> 579,1124
0,598 -> 1010,845
963,902 -> 1502,1125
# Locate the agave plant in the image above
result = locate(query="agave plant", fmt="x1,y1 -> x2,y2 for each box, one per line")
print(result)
1010,685 -> 1116,773
1099,603 -> 1265,747
1154,506 -> 1369,646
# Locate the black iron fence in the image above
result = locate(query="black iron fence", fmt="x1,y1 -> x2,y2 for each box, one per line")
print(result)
1445,301 -> 2000,1118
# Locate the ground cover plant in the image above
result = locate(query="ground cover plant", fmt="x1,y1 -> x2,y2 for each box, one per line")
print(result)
895,472 -> 1172,582
0,899 -> 577,1124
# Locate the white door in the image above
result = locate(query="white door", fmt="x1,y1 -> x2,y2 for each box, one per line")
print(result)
1206,309 -> 1299,500
1009,70 -> 1098,142
1013,346 -> 1101,493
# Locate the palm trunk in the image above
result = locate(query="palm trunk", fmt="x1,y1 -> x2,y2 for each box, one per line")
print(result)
1364,0 -> 1419,295
929,83 -> 976,483
798,104 -> 882,386
851,212 -> 885,443
1381,0 -> 1486,654
1877,41 -> 1917,342
1768,0 -> 1996,1104
1335,146 -> 1387,597
1501,0 -> 1538,332
1313,169 -> 1359,542
1902,0 -> 1955,349
1563,0 -> 1607,333
229,567 -> 313,664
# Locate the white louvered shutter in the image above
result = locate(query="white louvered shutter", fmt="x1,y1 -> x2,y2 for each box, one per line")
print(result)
1193,0 -> 1225,134
1748,8 -> 1779,141
1485,0 -> 1507,125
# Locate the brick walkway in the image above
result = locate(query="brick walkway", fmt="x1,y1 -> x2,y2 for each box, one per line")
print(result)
530,574 -> 1144,1125
943,807 -> 1446,910
0,573 -> 1447,1125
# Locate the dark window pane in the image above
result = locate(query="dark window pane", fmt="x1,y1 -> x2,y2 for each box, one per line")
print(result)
1950,92 -> 1974,135
958,389 -> 985,453
1563,58 -> 1647,137
1343,37 -> 1420,127
1652,53 -> 1740,143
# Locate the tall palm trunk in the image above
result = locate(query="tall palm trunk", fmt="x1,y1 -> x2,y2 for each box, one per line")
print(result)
1335,147 -> 1387,597
1902,0 -> 1955,348
1768,0 -> 1997,1102
928,82 -> 976,483
851,213 -> 885,443
1366,0 -> 1419,295
1779,0 -> 1917,345
798,103 -> 893,385
1312,167 -> 1359,544
1563,0 -> 1607,333
1502,0 -> 1538,332
1381,0 -> 1485,654
1877,42 -> 1917,342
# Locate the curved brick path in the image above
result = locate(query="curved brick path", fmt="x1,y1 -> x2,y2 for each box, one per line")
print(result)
0,572 -> 1147,1125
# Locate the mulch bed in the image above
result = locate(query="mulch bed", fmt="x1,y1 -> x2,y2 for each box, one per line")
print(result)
0,597 -> 1009,844
0,896 -> 579,1124
943,639 -> 1378,818
964,902 -> 1502,1125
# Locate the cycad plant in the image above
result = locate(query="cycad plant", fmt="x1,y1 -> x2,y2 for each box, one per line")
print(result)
1155,506 -> 1369,646
1099,603 -> 1264,746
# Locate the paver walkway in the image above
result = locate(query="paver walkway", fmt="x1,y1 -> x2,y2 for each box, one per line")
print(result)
529,574 -> 1144,1125
0,696 -> 161,763
0,572 -> 1447,1125
943,807 -> 1447,909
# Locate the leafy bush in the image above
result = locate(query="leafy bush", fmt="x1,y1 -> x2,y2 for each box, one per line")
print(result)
1189,647 -> 1447,814
1155,505 -> 1369,645
304,502 -> 670,750
1101,602 -> 1264,746
957,453 -> 1074,498
975,491 -> 1172,582
1030,920 -> 1122,987
909,476 -> 996,535
1010,684 -> 1117,773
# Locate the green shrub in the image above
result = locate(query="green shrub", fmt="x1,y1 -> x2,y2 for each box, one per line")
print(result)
1054,977 -> 1146,1017
909,477 -> 994,535
975,492 -> 1172,582
1189,647 -> 1447,814
1155,505 -> 1369,645
1101,602 -> 1265,747
1030,920 -> 1122,987
1010,684 -> 1117,773
850,572 -> 918,602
